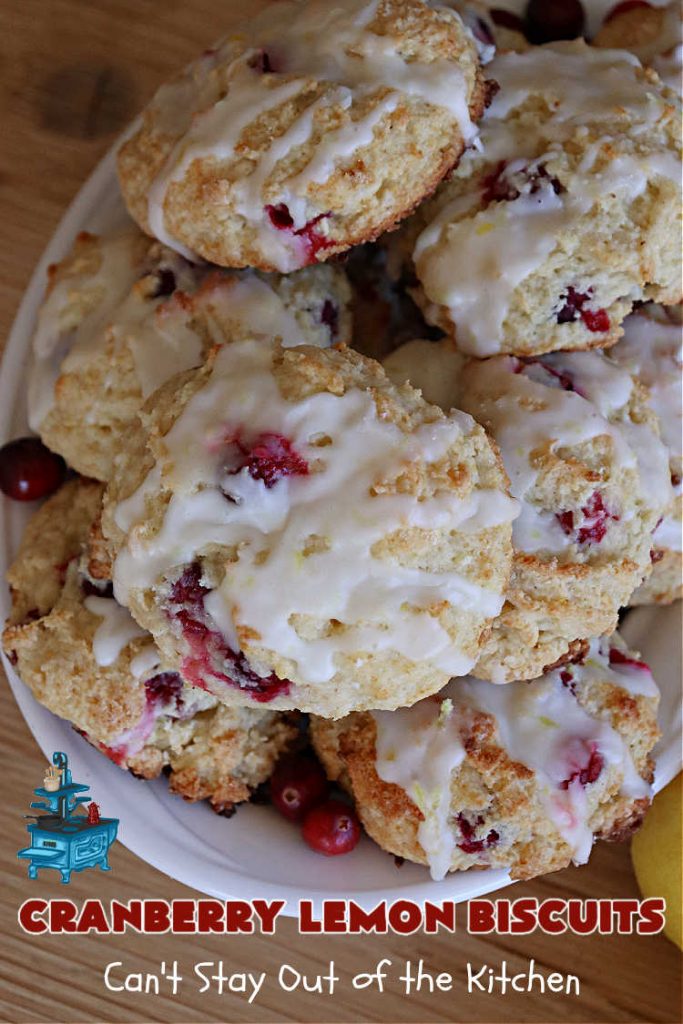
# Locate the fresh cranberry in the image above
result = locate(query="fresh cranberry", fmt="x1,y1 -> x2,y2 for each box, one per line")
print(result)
671,472 -> 681,488
560,669 -> 577,695
456,813 -> 499,855
145,671 -> 184,711
604,1 -> 651,23
81,577 -> 114,599
265,205 -> 334,265
320,299 -> 339,341
490,8 -> 526,32
608,648 -> 651,672
581,307 -> 610,333
169,562 -> 209,607
520,358 -> 577,393
482,161 -> 564,204
556,491 -> 618,546
557,286 -> 588,324
267,204 -> 294,230
270,755 -> 329,822
96,739 -> 127,767
302,799 -> 361,856
224,432 -> 309,489
0,437 -> 66,501
560,743 -> 604,789
556,287 -> 610,333
167,562 -> 291,703
525,0 -> 584,44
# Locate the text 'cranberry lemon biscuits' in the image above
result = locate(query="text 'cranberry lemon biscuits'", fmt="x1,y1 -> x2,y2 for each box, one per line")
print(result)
117,0 -> 487,273
311,633 -> 660,882
405,40 -> 682,356
594,0 -> 682,93
2,480 -> 299,814
102,340 -> 517,717
457,349 -> 672,682
28,227 -> 352,482
610,303 -> 683,605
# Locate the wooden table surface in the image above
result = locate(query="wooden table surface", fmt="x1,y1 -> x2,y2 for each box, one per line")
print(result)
0,3 -> 680,1022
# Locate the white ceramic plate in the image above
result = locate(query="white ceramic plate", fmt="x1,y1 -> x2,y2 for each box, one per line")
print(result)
1,139 -> 681,916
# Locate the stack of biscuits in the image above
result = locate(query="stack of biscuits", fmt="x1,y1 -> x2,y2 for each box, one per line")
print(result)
3,0 -> 681,882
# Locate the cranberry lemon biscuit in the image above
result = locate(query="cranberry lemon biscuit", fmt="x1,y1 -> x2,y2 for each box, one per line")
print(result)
117,0 -> 486,272
457,350 -> 672,681
311,633 -> 660,881
610,304 -> 683,604
2,481 -> 298,813
102,340 -> 517,717
407,41 -> 681,355
28,228 -> 352,481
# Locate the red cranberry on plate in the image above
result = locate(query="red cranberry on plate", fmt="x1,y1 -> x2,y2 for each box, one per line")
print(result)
0,437 -> 66,501
302,798 -> 362,856
525,0 -> 585,44
270,754 -> 329,823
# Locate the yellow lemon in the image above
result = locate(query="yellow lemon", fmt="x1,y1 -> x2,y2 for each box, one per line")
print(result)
631,773 -> 682,950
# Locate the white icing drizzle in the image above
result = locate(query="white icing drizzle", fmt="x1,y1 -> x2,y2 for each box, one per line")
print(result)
113,339 -> 517,686
27,230 -> 341,431
611,305 -> 683,553
373,698 -> 465,881
611,306 -> 683,462
542,350 -> 672,515
129,645 -> 162,680
414,43 -> 679,353
416,181 -> 567,354
460,355 -> 643,554
382,340 -> 463,410
197,274 -> 307,348
372,632 -> 655,878
653,511 -> 683,552
84,596 -> 147,667
144,0 -> 477,268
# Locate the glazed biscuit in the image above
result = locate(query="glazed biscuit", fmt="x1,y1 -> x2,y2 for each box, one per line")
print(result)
311,633 -> 660,881
117,0 -> 487,272
400,41 -> 681,356
28,227 -> 352,481
102,339 -> 517,716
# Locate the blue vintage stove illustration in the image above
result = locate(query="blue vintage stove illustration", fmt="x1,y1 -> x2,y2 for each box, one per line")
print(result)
18,751 -> 118,883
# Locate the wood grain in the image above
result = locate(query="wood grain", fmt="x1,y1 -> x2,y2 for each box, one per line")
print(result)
0,3 -> 680,1021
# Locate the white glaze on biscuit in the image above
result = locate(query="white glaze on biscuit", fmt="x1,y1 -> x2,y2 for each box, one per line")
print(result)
373,635 -> 654,879
414,44 -> 680,353
84,595 -> 147,667
461,353 -> 671,555
147,0 -> 477,269
113,339 -> 517,685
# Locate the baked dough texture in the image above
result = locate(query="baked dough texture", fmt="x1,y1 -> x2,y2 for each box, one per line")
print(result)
101,339 -> 517,716
28,226 -> 352,482
311,632 -> 660,881
117,0 -> 487,272
399,41 -> 681,356
609,303 -> 682,605
2,481 -> 298,813
458,350 -> 673,681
